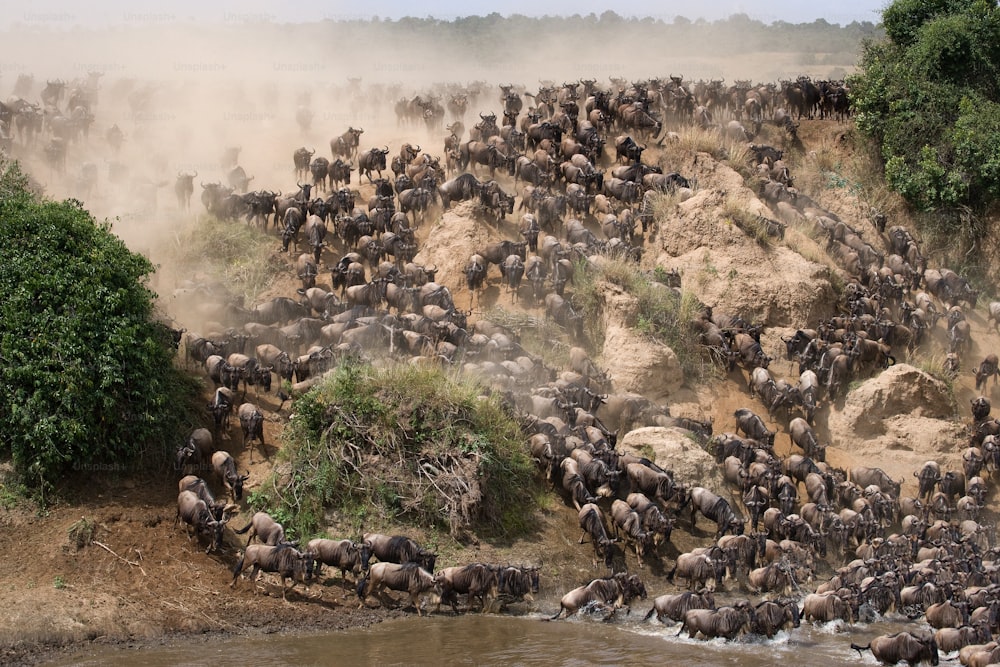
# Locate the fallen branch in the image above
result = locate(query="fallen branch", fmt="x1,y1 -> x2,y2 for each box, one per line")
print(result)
93,540 -> 147,577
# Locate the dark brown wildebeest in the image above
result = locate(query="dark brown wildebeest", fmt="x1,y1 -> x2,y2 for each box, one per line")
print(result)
788,417 -> 826,462
609,499 -> 656,567
237,402 -> 266,463
747,561 -> 794,596
494,565 -> 540,611
802,591 -> 854,624
643,589 -> 715,623
231,543 -> 316,601
550,572 -> 647,621
233,511 -> 287,546
972,396 -> 991,423
176,489 -> 231,553
975,354 -> 999,391
934,621 -> 991,654
361,533 -> 436,573
689,486 -> 745,538
177,475 -> 234,521
753,598 -> 801,638
851,631 -> 940,666
433,563 -> 499,613
626,492 -> 676,546
666,549 -> 726,591
733,408 -> 775,448
211,451 -> 249,502
578,503 -> 616,569
206,387 -> 235,435
356,562 -> 441,616
677,601 -> 754,640
307,538 -> 363,585
175,427 -> 215,472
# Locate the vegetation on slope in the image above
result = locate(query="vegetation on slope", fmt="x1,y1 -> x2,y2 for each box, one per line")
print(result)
0,160 -> 200,494
249,361 -> 537,542
850,0 -> 1000,259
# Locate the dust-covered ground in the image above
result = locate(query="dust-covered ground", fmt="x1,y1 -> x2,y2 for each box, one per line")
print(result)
6,18 -> 996,667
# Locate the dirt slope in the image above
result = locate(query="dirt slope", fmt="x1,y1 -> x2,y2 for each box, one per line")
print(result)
4,106 -> 1000,667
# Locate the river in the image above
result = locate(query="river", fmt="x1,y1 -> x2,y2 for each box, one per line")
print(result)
51,612 -> 914,666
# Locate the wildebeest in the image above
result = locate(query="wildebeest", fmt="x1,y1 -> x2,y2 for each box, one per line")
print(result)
357,562 -> 441,616
690,486 -> 745,538
494,565 -> 540,610
175,427 -> 216,472
361,533 -> 436,573
788,417 -> 826,462
850,466 -> 901,498
433,563 -> 499,613
578,503 -> 616,568
177,475 -> 233,521
176,489 -> 230,553
643,589 -> 716,623
233,511 -> 287,546
211,450 -> 249,502
802,591 -> 854,624
358,146 -> 390,182
667,549 -> 727,591
549,572 -> 647,621
851,631 -> 940,666
231,543 -> 316,601
733,408 -> 775,447
307,538 -> 363,585
750,598 -> 800,638
237,403 -> 266,463
609,499 -> 656,567
975,354 -> 999,391
677,601 -> 754,640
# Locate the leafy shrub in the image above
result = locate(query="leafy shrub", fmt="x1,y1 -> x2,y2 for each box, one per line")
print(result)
250,361 -> 536,541
0,160 -> 199,493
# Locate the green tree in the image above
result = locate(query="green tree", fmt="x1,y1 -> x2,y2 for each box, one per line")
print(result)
850,0 -> 1000,235
0,160 -> 198,492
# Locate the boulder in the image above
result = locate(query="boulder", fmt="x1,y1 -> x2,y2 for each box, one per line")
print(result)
619,427 -> 727,496
827,364 -> 963,495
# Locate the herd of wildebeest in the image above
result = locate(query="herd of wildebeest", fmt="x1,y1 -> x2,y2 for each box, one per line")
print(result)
9,69 -> 1000,665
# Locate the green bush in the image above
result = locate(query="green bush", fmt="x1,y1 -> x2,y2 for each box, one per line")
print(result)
0,160 -> 199,493
250,361 -> 536,541
850,0 -> 1000,254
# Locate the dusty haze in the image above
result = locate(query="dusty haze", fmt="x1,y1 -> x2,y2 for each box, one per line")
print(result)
1,19 -> 858,323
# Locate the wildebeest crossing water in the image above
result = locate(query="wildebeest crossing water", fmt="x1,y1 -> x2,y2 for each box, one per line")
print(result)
52,613 -> 924,666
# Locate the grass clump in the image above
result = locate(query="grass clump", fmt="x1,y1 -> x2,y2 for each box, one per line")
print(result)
251,360 -> 537,542
721,199 -> 774,248
573,256 -> 706,381
169,215 -> 280,306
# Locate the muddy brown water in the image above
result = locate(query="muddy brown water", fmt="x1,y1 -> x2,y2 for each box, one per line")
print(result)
52,612 -> 918,666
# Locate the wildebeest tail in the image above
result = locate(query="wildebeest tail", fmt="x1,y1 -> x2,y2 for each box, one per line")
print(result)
849,643 -> 870,657
356,575 -> 368,599
643,606 -> 657,621
233,523 -> 252,535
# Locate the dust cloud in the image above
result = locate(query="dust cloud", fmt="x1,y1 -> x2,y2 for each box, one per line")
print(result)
0,19 -> 855,321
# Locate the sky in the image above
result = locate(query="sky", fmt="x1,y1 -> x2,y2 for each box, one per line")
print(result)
6,0 -> 887,30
